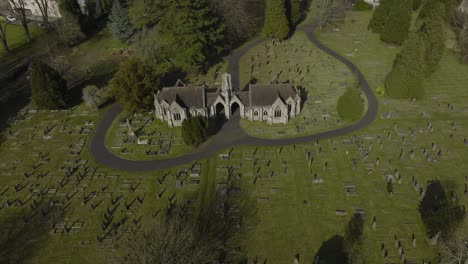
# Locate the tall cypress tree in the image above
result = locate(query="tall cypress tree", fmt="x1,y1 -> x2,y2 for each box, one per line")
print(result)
287,0 -> 304,26
263,0 -> 290,39
419,15 -> 445,75
380,0 -> 412,45
368,0 -> 395,33
29,61 -> 68,109
108,0 -> 135,42
385,33 -> 426,99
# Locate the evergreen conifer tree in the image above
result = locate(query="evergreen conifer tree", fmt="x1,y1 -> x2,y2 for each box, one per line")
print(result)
419,15 -> 445,75
263,0 -> 290,39
368,0 -> 395,33
29,61 -> 68,109
153,0 -> 225,72
380,0 -> 412,45
287,0 -> 304,26
385,33 -> 426,99
108,0 -> 135,42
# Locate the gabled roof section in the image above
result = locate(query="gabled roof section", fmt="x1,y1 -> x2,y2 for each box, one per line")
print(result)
248,84 -> 299,106
156,86 -> 206,108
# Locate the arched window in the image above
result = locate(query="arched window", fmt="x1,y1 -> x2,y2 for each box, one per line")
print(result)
254,110 -> 259,116
274,108 -> 282,118
288,104 -> 292,113
173,112 -> 181,121
263,110 -> 268,116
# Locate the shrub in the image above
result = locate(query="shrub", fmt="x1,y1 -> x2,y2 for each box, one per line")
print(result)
263,0 -> 290,39
82,85 -> 101,110
181,117 -> 216,146
353,0 -> 373,11
337,88 -> 364,122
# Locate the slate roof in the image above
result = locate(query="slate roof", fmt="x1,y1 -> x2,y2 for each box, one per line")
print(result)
248,84 -> 299,106
157,86 -> 205,108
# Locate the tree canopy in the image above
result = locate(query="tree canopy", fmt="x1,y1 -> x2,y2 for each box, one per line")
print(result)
379,0 -> 412,45
108,58 -> 161,113
337,88 -> 364,121
263,0 -> 290,39
368,0 -> 395,33
146,0 -> 225,72
108,0 -> 135,42
385,33 -> 426,99
181,117 -> 215,146
29,61 -> 68,109
418,180 -> 465,238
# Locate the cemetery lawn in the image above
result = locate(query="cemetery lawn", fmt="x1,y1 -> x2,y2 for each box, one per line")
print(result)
0,21 -> 43,58
1,10 -> 468,264
238,31 -> 358,139
104,112 -> 195,161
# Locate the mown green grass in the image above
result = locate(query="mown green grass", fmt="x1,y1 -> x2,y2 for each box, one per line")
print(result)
0,20 -> 43,57
0,9 -> 468,264
238,31 -> 357,138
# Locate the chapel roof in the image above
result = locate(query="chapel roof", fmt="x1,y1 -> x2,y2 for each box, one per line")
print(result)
157,86 -> 205,108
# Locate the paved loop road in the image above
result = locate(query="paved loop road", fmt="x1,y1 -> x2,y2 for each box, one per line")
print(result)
89,25 -> 378,171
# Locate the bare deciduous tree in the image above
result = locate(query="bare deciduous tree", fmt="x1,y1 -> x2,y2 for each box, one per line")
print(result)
33,0 -> 49,28
439,223 -> 468,264
8,0 -> 31,42
118,217 -> 221,264
0,20 -> 9,53
82,85 -> 101,110
317,0 -> 346,30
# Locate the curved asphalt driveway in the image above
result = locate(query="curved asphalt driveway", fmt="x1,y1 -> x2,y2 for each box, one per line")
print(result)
89,24 -> 378,172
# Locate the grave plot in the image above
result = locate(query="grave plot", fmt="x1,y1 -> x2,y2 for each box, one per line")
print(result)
104,112 -> 194,160
0,105 -> 204,263
238,32 -> 357,138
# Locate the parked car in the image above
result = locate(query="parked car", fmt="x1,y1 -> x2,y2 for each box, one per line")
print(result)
6,15 -> 16,22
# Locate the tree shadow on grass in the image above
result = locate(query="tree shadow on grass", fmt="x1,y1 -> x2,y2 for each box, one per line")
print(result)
0,205 -> 60,263
313,235 -> 348,264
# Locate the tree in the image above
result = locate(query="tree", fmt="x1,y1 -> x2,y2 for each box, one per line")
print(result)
412,0 -> 422,10
8,0 -> 31,42
210,0 -> 265,46
439,220 -> 468,264
344,213 -> 365,264
418,180 -> 465,238
353,0 -> 373,11
82,85 -> 101,109
108,58 -> 160,113
385,33 -> 426,99
337,88 -> 364,122
380,0 -> 412,45
419,14 -> 446,75
143,0 -> 225,72
0,21 -> 9,53
263,0 -> 290,39
119,216 -> 221,264
287,0 -> 305,26
56,12 -> 85,46
33,0 -> 50,28
317,0 -> 346,30
108,0 -> 135,42
181,116 -> 215,146
29,61 -> 68,109
368,0 -> 395,33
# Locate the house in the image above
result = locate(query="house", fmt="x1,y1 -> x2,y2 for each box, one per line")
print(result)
154,73 -> 302,127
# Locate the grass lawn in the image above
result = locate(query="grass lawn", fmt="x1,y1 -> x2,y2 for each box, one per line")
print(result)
238,31 -> 358,139
0,20 -> 43,58
104,112 -> 195,161
0,9 -> 468,264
